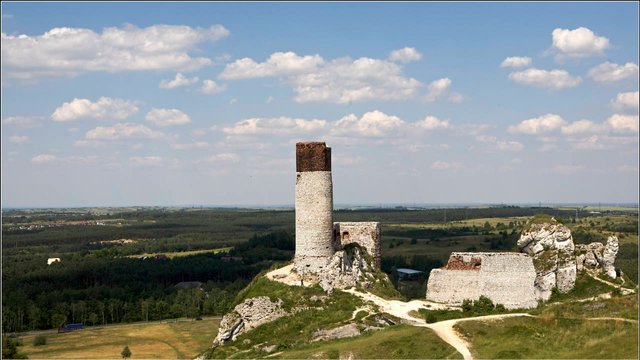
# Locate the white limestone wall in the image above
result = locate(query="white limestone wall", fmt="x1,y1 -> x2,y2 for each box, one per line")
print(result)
333,222 -> 381,268
426,252 -> 538,309
295,171 -> 334,273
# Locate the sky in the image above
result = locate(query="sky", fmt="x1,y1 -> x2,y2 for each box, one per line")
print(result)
1,2 -> 639,208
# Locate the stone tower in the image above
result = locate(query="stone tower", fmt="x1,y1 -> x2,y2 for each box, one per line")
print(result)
295,142 -> 335,274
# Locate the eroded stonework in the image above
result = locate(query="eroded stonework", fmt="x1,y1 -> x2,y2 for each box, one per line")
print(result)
426,252 -> 538,309
333,222 -> 381,268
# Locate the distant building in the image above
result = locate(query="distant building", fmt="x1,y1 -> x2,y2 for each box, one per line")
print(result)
47,257 -> 61,265
396,268 -> 425,280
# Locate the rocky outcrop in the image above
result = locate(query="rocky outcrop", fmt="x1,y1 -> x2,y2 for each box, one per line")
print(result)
312,323 -> 361,342
213,296 -> 288,346
317,244 -> 380,293
575,236 -> 619,279
517,220 -> 576,301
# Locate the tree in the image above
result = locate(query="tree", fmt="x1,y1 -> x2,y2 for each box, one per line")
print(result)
121,345 -> 131,359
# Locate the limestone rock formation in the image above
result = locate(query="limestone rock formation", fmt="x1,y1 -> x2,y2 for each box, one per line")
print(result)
517,219 -> 576,301
575,236 -> 619,279
318,244 -> 379,293
213,296 -> 288,346
312,323 -> 361,342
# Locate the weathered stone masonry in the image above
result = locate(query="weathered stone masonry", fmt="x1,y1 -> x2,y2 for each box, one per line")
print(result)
295,142 -> 335,274
294,142 -> 381,275
426,252 -> 538,309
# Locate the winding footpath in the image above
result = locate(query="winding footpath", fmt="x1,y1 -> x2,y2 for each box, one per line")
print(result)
344,289 -> 533,360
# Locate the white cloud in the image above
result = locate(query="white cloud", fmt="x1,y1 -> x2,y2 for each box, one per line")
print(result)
500,56 -> 532,68
560,119 -> 605,135
448,92 -> 464,103
606,114 -> 639,133
145,108 -> 190,126
86,123 -> 166,140
2,116 -> 43,128
388,47 -> 422,63
199,79 -> 227,94
266,96 -> 274,104
220,51 -> 423,104
9,135 -> 29,144
51,97 -> 138,121
550,27 -> 610,59
31,154 -> 57,163
476,135 -> 524,152
2,24 -> 229,80
171,141 -> 210,150
415,116 -> 450,130
425,77 -> 452,102
571,135 -> 606,150
611,91 -> 639,110
588,62 -> 639,83
331,111 -> 404,137
508,68 -> 581,90
220,51 -> 324,79
129,156 -> 163,167
159,73 -> 199,89
455,123 -> 492,136
74,139 -> 105,147
223,116 -> 326,136
431,161 -> 462,170
509,114 -> 567,134
201,153 -> 240,163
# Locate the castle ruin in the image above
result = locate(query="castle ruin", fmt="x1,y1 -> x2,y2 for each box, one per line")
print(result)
294,142 -> 381,275
426,252 -> 538,309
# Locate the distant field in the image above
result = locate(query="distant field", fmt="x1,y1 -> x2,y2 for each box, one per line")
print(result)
18,317 -> 220,359
127,247 -> 233,259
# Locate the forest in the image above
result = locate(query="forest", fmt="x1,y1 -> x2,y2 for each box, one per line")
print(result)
2,205 -> 637,332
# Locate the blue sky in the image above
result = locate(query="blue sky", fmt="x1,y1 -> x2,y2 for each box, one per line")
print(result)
1,2 -> 638,207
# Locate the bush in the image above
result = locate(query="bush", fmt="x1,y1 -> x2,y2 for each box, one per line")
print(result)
33,335 -> 47,346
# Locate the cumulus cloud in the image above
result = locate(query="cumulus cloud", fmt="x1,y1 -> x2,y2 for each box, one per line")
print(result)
159,73 -> 199,89
550,27 -> 610,59
588,62 -> 639,83
51,97 -> 138,121
425,78 -> 453,102
431,161 -> 462,170
500,56 -> 532,68
611,91 -> 639,110
145,108 -> 190,127
508,68 -> 581,90
222,117 -> 326,136
560,119 -> 606,135
2,24 -> 229,80
606,114 -> 639,133
508,114 -> 567,134
414,116 -> 450,130
171,141 -> 210,150
331,111 -> 404,137
31,154 -> 57,163
129,156 -> 163,167
571,135 -> 606,150
201,153 -> 240,163
199,79 -> 227,94
2,116 -> 43,128
476,135 -> 524,152
9,135 -> 29,144
86,123 -> 166,140
388,47 -> 422,63
220,51 -> 423,104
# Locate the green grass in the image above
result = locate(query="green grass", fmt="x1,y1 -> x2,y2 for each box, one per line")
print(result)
126,247 -> 233,259
456,315 -> 638,359
547,272 -> 617,302
275,325 -> 462,359
533,294 -> 638,320
17,317 -> 220,359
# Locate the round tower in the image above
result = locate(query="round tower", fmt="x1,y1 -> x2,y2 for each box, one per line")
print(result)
294,142 -> 334,274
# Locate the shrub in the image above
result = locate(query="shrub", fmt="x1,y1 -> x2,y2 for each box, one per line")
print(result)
33,335 -> 47,346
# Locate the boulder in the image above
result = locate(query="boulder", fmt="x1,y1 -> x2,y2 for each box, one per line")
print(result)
574,236 -> 619,279
213,296 -> 288,346
518,220 -> 577,301
317,244 -> 380,293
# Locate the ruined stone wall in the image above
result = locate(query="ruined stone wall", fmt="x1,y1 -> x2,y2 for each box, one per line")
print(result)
333,222 -> 381,268
426,252 -> 538,309
294,142 -> 334,274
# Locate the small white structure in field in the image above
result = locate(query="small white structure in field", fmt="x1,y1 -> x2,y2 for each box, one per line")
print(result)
47,257 -> 61,265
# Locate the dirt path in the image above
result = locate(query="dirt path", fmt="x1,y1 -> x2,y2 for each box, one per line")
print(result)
344,289 -> 531,360
585,271 -> 636,295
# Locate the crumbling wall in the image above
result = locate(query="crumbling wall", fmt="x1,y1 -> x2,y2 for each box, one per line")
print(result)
294,142 -> 334,274
333,222 -> 381,268
426,252 -> 538,309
